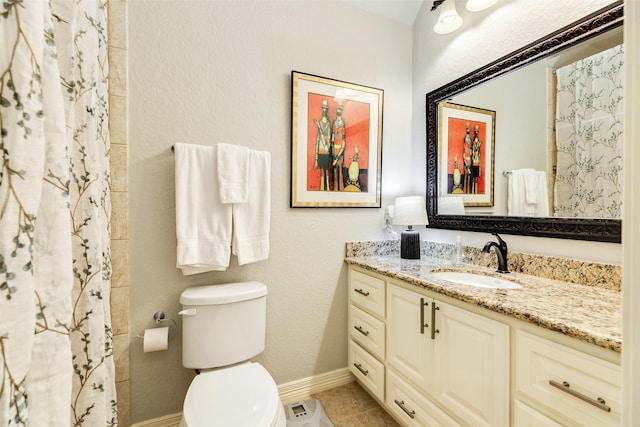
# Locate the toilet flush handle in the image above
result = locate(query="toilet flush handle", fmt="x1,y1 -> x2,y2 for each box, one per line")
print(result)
178,308 -> 197,316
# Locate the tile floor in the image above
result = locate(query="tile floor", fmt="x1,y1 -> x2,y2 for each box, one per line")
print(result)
287,381 -> 401,427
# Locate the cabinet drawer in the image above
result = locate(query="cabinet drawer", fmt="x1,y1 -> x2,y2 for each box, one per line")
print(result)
513,400 -> 563,427
350,269 -> 385,318
349,340 -> 384,402
516,331 -> 621,426
349,305 -> 385,360
386,368 -> 461,427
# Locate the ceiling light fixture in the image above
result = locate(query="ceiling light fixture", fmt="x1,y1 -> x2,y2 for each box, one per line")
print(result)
433,0 -> 463,34
431,0 -> 499,34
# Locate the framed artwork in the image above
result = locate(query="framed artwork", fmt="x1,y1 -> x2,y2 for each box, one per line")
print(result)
291,71 -> 383,207
438,102 -> 495,207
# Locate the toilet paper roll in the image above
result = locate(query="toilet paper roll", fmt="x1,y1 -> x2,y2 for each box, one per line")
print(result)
143,326 -> 169,352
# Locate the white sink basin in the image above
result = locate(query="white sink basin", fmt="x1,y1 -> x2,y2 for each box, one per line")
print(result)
431,271 -> 522,289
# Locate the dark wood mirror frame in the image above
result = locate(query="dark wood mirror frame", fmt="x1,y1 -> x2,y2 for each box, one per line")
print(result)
426,1 -> 623,243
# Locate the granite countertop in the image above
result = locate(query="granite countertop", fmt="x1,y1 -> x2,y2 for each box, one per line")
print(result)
345,255 -> 622,353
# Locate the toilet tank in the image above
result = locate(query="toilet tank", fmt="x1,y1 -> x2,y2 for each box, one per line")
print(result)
180,281 -> 267,369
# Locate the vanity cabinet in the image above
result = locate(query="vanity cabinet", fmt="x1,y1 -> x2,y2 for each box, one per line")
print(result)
386,283 -> 509,427
347,263 -> 621,427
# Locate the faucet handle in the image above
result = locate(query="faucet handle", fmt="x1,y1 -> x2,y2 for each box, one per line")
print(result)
492,232 -> 507,249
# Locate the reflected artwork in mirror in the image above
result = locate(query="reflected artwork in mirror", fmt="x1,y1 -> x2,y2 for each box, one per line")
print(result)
426,1 -> 623,243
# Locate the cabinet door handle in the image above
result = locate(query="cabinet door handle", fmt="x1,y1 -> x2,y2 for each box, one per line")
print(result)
394,399 -> 416,419
420,297 -> 429,334
430,303 -> 440,340
353,363 -> 369,376
354,325 -> 369,336
354,288 -> 370,297
549,380 -> 611,413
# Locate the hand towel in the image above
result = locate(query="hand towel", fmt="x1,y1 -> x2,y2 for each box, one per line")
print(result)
217,143 -> 250,204
232,149 -> 271,266
507,170 -> 527,216
508,169 -> 549,217
174,143 -> 232,274
534,171 -> 550,216
521,168 -> 538,204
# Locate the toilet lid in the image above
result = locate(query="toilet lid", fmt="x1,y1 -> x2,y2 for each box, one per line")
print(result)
183,362 -> 280,427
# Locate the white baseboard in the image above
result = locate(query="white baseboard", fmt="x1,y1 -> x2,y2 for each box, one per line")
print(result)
278,367 -> 355,403
130,413 -> 182,427
131,368 -> 355,427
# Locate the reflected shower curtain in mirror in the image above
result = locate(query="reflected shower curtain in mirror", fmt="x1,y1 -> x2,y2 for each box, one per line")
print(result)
0,1 -> 117,426
554,44 -> 624,218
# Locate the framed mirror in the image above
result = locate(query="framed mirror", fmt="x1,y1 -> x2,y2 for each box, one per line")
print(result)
426,1 -> 623,243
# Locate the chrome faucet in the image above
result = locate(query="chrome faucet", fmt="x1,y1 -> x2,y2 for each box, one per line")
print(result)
482,233 -> 510,273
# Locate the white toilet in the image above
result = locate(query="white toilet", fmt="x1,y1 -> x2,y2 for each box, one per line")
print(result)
179,281 -> 286,427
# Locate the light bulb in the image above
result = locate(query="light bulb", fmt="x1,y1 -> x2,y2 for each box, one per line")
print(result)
466,0 -> 498,12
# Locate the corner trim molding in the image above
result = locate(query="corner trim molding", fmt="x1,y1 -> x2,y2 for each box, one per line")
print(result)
130,368 -> 355,427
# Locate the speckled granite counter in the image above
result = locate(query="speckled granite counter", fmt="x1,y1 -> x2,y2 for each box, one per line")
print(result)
345,254 -> 622,353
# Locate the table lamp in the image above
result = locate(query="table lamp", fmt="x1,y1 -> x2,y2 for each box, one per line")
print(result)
392,196 -> 429,259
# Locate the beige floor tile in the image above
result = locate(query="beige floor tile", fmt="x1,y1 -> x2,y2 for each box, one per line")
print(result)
304,381 -> 400,427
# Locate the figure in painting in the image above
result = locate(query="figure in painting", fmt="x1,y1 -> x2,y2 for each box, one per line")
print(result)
345,144 -> 360,191
314,100 -> 332,191
463,122 -> 472,193
331,102 -> 346,191
471,124 -> 482,194
452,154 -> 462,192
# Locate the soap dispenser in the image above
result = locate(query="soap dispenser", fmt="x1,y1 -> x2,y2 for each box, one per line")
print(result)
453,236 -> 464,266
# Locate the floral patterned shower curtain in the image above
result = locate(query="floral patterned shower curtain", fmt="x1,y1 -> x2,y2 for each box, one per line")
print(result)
0,1 -> 117,426
554,44 -> 624,218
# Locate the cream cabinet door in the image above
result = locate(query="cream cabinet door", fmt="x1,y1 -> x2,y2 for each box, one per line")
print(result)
432,300 -> 510,427
386,284 -> 434,393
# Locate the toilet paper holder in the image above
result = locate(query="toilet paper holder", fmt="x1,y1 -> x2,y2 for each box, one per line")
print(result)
136,311 -> 177,339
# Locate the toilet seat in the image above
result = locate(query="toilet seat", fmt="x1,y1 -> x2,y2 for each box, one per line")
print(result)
183,362 -> 284,427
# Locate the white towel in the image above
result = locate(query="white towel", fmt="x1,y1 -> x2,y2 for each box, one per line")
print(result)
521,168 -> 538,204
217,143 -> 250,204
174,143 -> 232,274
508,169 -> 549,217
232,149 -> 271,265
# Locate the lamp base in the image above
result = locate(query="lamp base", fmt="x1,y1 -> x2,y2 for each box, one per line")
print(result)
400,229 -> 421,259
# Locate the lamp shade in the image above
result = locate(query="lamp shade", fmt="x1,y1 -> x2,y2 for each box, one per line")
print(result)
433,0 -> 463,34
393,196 -> 429,226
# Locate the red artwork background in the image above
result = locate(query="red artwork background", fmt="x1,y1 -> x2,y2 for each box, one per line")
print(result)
446,117 -> 487,194
306,93 -> 371,191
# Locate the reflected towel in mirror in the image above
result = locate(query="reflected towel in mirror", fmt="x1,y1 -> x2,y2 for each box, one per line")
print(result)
507,169 -> 549,217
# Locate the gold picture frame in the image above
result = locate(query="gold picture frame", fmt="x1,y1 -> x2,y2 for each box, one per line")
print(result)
291,71 -> 383,207
438,102 -> 495,207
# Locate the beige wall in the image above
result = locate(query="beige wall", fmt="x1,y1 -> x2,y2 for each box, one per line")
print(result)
108,0 -> 129,425
127,1 -> 412,423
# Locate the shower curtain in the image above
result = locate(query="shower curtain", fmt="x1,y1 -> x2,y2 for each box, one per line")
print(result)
554,44 -> 624,218
0,1 -> 117,426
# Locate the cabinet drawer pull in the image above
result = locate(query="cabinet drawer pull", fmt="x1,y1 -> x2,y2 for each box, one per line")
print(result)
430,303 -> 440,339
353,363 -> 369,376
394,399 -> 416,419
420,297 -> 429,335
549,380 -> 611,413
354,288 -> 370,297
354,325 -> 370,336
